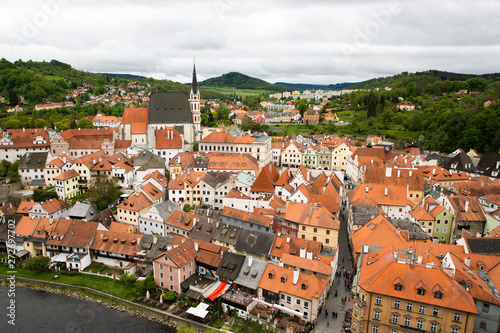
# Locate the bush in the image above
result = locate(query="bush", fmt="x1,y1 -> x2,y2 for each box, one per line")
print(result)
164,291 -> 176,301
24,256 -> 50,273
179,292 -> 186,301
119,273 -> 136,287
59,270 -> 79,276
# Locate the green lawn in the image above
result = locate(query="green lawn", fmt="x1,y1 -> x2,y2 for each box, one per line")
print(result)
0,264 -> 138,300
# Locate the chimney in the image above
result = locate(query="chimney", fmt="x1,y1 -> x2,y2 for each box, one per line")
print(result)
365,186 -> 369,193
49,218 -> 53,225
464,257 -> 470,267
193,218 -> 197,225
136,237 -> 140,245
409,170 -> 412,177
299,248 -> 306,258
433,238 -> 439,243
397,170 -> 400,178
293,268 -> 300,285
393,250 -> 398,259
363,245 -> 369,254
432,168 -> 436,174
286,237 -> 290,243
465,201 -> 469,213
385,167 -> 392,178
248,256 -> 253,266
397,228 -> 401,236
153,236 -> 157,244
194,241 -> 199,252
384,187 -> 388,196
100,233 -> 103,239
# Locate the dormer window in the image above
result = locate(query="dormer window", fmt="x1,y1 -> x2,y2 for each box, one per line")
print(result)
268,273 -> 274,279
417,288 -> 425,296
281,277 -> 286,283
434,292 -> 442,299
301,283 -> 307,290
395,283 -> 403,291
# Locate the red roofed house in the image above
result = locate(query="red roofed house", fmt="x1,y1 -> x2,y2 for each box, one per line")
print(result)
116,192 -> 153,228
54,169 -> 81,200
256,263 -> 328,322
89,230 -> 142,269
28,198 -> 67,219
153,239 -> 197,293
0,128 -> 50,163
352,246 -> 477,333
153,128 -> 183,165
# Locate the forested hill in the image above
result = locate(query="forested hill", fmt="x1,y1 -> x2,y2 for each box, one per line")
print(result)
349,70 -> 500,91
199,72 -> 287,92
0,58 -> 225,105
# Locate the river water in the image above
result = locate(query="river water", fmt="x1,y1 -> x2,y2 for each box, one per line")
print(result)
0,286 -> 175,333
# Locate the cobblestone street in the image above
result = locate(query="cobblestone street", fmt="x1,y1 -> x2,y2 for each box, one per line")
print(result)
313,195 -> 353,333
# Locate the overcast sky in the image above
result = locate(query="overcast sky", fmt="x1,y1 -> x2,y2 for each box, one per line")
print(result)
2,0 -> 499,85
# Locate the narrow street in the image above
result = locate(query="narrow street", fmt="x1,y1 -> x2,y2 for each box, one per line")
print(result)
314,192 -> 353,333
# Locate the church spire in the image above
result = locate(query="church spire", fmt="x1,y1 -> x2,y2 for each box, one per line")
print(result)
191,57 -> 198,95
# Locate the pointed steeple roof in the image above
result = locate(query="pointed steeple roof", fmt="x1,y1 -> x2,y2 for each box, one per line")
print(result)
191,59 -> 198,95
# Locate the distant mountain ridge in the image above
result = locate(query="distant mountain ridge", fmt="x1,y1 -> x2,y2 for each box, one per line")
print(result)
199,72 -> 287,92
274,82 -> 356,91
98,73 -> 146,79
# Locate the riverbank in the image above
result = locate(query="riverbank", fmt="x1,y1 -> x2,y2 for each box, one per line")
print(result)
0,275 -> 219,333
1,280 -> 177,330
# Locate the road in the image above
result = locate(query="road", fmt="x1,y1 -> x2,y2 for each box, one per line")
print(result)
313,193 -> 353,333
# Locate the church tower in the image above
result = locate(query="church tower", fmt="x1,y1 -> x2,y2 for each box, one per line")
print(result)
189,60 -> 201,133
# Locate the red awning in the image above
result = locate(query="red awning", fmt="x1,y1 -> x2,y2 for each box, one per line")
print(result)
208,282 -> 227,301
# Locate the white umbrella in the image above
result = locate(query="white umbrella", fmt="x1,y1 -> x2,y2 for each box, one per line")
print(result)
146,291 -> 150,299
160,295 -> 163,304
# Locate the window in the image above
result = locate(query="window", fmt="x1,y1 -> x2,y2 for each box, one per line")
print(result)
374,310 -> 380,320
313,228 -> 317,233
354,307 -> 358,317
404,317 -> 411,326
281,294 -> 285,300
287,296 -> 291,304
417,288 -> 425,295
394,300 -> 400,309
169,276 -> 173,281
169,267 -> 173,273
390,330 -> 397,333
302,226 -> 306,231
160,272 -> 163,278
435,227 -> 440,233
451,328 -> 459,333
482,303 -> 489,313
434,292 -> 442,299
296,299 -> 300,305
479,322 -> 487,330
360,293 -> 365,302
419,305 -> 426,314
430,323 -> 437,332
372,325 -> 379,333
304,301 -> 308,309
432,308 -> 439,317
453,313 -> 461,322
375,296 -> 382,305
395,283 -> 402,291
417,320 -> 423,329
406,302 -> 413,311
392,314 -> 399,324
353,322 -> 357,331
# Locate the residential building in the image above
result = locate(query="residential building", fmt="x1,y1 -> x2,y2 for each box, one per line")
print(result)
54,170 -> 81,200
116,192 -> 154,227
18,152 -> 48,186
0,128 -> 51,163
351,246 -> 477,333
89,230 -> 142,268
153,239 -> 197,293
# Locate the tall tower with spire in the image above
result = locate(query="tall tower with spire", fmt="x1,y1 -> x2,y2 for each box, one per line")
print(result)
189,59 -> 201,134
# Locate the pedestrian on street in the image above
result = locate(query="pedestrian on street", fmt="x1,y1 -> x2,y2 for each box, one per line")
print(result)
327,321 -> 329,328
335,290 -> 338,297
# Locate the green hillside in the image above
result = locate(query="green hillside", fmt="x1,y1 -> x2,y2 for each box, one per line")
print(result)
199,72 -> 287,92
0,58 -> 224,106
349,70 -> 500,91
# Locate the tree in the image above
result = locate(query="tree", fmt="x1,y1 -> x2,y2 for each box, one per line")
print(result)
84,173 -> 122,211
7,160 -> 19,183
366,92 -> 377,118
77,118 -> 94,129
35,119 -> 51,129
0,160 -> 12,178
297,101 -> 307,118
33,187 -> 58,202
8,90 -> 18,107
466,78 -> 488,92
25,256 -> 50,273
